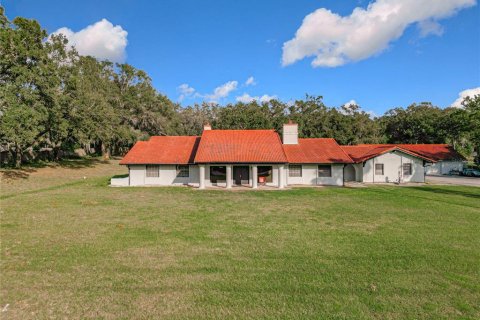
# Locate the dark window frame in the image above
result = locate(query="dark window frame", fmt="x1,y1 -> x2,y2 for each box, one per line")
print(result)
318,165 -> 332,177
375,163 -> 384,175
403,163 -> 412,176
176,165 -> 189,178
289,165 -> 302,177
146,165 -> 160,178
210,166 -> 226,183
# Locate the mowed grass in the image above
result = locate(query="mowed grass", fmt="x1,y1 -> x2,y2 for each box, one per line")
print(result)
1,161 -> 479,319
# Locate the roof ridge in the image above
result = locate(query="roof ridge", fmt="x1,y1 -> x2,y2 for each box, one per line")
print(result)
276,131 -> 289,161
332,139 -> 354,163
150,135 -> 200,138
391,146 -> 436,162
203,129 -> 275,131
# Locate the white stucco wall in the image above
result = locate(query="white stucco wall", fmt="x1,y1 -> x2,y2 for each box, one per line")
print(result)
354,163 -> 363,181
128,165 -> 199,186
286,164 -> 344,186
110,177 -> 129,186
425,161 -> 464,175
425,162 -> 441,175
129,165 -> 145,186
127,163 -> 346,187
361,151 -> 425,183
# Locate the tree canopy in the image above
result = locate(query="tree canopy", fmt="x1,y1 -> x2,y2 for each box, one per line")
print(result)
1,8 -> 479,167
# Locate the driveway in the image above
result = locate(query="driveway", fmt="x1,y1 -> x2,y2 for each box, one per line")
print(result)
426,175 -> 480,187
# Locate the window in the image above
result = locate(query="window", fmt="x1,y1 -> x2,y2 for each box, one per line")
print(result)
318,165 -> 332,177
403,163 -> 412,176
146,165 -> 159,178
210,166 -> 226,183
375,163 -> 384,175
258,166 -> 273,183
289,165 -> 302,177
176,165 -> 189,178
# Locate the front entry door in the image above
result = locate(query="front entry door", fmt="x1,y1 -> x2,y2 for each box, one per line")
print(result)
233,166 -> 249,185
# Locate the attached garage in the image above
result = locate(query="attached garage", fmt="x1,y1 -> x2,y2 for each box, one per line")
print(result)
425,161 -> 465,175
341,145 -> 436,183
396,144 -> 466,176
341,144 -> 466,181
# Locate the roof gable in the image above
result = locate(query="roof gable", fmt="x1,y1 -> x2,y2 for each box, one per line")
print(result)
341,144 -> 441,163
194,130 -> 288,163
397,144 -> 466,161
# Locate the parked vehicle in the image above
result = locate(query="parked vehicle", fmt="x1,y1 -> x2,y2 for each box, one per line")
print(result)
461,168 -> 480,177
449,169 -> 461,176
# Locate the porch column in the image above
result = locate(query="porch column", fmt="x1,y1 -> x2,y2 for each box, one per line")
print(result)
226,165 -> 232,189
199,164 -> 206,189
278,164 -> 285,189
252,165 -> 258,189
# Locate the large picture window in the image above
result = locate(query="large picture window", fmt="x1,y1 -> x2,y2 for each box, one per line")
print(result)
210,166 -> 226,183
176,165 -> 189,178
375,163 -> 384,175
146,165 -> 159,178
258,166 -> 273,183
318,165 -> 332,177
403,163 -> 412,176
289,165 -> 302,177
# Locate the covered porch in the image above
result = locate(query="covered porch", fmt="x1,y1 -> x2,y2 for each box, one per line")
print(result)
198,164 -> 286,189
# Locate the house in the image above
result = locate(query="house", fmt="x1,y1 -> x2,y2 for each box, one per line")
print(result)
397,144 -> 466,175
341,145 -> 435,183
113,122 -> 463,188
113,122 -> 353,188
340,144 -> 465,183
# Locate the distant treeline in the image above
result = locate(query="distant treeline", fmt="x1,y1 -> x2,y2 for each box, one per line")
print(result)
1,7 -> 479,167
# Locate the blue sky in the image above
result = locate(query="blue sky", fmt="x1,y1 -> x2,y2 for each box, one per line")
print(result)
3,0 -> 480,115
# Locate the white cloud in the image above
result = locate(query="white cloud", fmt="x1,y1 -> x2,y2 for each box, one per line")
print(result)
417,20 -> 444,37
339,100 -> 359,114
204,81 -> 238,102
236,93 -> 277,103
339,100 -> 377,118
344,99 -> 358,107
52,19 -> 128,63
365,110 -> 378,119
282,0 -> 476,67
245,76 -> 256,86
451,87 -> 480,107
177,83 -> 196,102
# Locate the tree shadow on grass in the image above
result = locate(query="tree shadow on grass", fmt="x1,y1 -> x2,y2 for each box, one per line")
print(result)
0,168 -> 37,180
1,158 -> 113,181
58,158 -> 109,169
414,186 -> 480,199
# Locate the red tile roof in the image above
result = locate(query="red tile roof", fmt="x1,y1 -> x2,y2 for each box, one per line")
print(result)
340,144 -> 455,163
341,145 -> 395,162
119,136 -> 200,165
283,138 -> 353,163
397,144 -> 466,161
120,131 -> 463,166
194,130 -> 288,163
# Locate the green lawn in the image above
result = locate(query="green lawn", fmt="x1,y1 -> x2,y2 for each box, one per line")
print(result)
1,161 -> 479,319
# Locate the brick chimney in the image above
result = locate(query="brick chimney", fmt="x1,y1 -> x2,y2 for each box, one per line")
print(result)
283,120 -> 298,144
203,122 -> 212,131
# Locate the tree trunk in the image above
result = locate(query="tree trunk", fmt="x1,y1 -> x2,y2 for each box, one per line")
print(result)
53,146 -> 61,161
13,144 -> 22,168
101,141 -> 110,160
